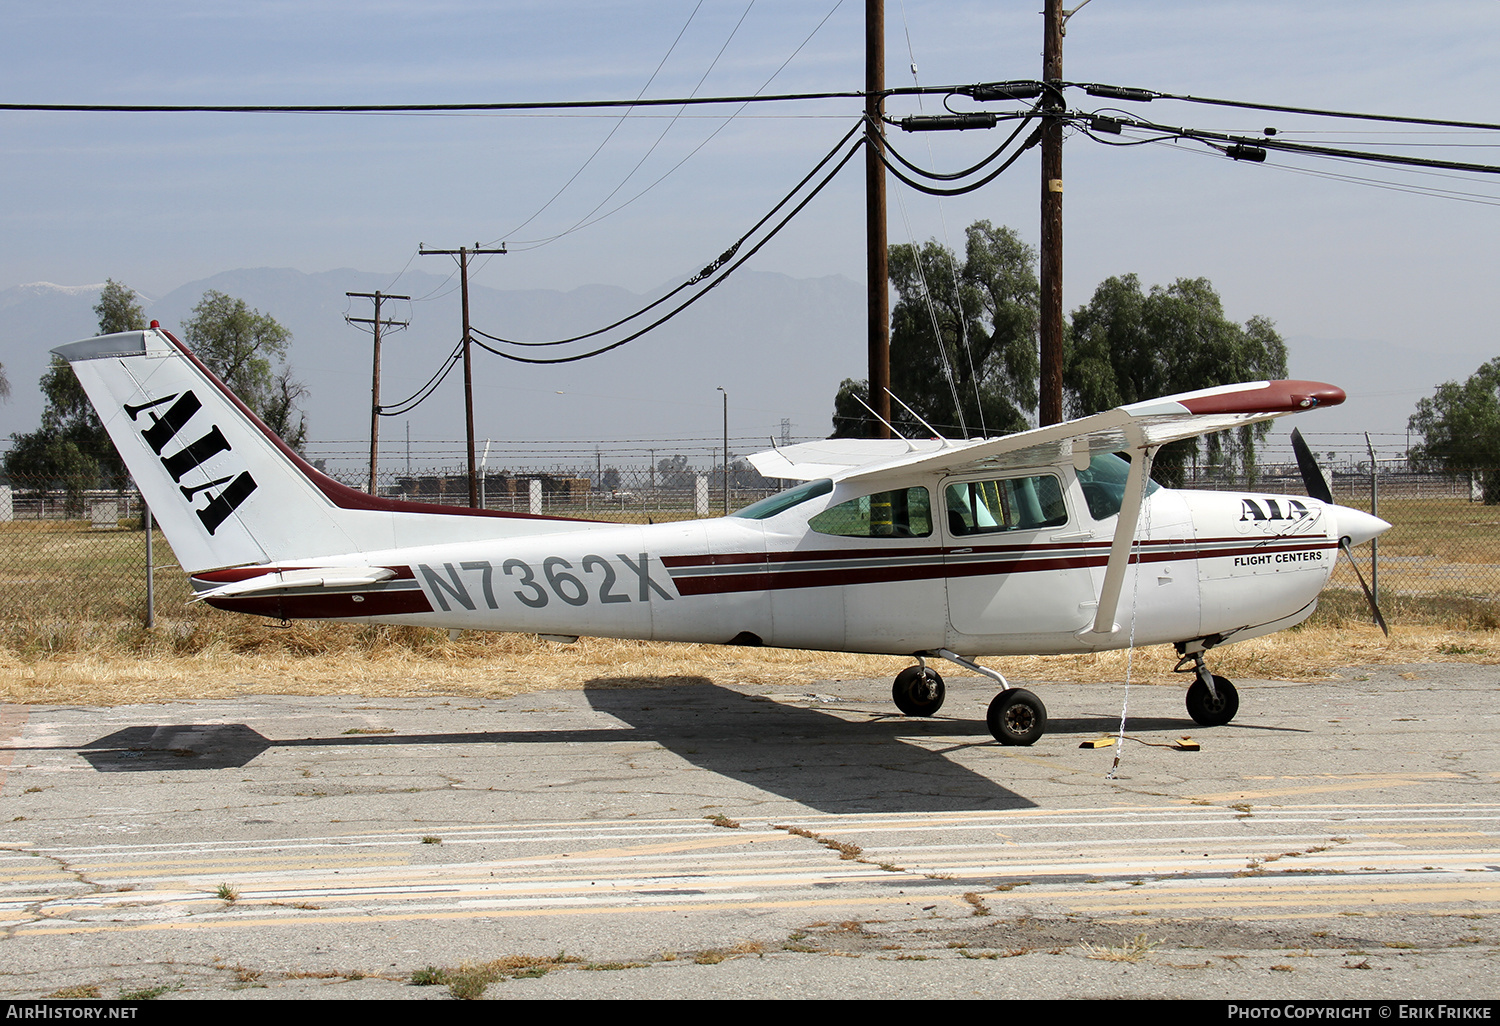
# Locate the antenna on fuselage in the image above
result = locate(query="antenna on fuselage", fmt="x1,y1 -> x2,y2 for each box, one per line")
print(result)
885,389 -> 953,444
852,393 -> 914,447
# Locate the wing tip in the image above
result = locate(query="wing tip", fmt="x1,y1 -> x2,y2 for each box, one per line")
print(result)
1176,380 -> 1345,416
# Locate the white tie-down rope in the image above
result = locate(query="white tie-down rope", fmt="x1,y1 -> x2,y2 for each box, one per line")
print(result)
1108,451 -> 1155,780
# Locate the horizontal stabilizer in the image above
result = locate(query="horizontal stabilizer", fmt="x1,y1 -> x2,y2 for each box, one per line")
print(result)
188,567 -> 398,603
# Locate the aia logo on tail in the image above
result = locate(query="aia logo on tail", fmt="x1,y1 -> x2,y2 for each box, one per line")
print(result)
125,391 -> 258,535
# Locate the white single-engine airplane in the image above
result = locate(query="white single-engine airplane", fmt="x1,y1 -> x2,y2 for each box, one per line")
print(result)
55,326 -> 1390,745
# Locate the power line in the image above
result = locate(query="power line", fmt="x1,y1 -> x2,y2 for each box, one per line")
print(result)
474,119 -> 863,350
1085,112 -> 1500,175
0,91 -> 866,115
377,341 -> 463,418
1070,82 -> 1500,133
470,132 -> 865,365
493,0 -> 710,245
490,0 -> 847,252
874,115 -> 1042,196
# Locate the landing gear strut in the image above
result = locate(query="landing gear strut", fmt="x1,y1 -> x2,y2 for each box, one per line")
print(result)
1175,646 -> 1240,726
893,650 -> 1050,746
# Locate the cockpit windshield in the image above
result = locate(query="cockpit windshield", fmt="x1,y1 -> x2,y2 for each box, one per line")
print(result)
730,478 -> 833,520
1076,452 -> 1160,521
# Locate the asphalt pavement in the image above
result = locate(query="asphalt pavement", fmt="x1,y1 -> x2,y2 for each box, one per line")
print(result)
0,662 -> 1495,1000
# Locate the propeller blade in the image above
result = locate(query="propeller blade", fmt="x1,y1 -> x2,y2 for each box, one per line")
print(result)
1290,428 -> 1334,505
1340,538 -> 1390,636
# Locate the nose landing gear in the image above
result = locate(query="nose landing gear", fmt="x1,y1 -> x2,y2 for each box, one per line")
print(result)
987,687 -> 1047,746
1175,646 -> 1240,726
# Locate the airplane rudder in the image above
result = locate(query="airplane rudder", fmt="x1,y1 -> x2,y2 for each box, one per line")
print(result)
53,328 -> 323,571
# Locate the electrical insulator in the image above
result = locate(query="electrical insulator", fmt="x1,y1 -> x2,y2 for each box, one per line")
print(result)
900,114 -> 998,132
965,81 -> 1045,102
1084,84 -> 1155,102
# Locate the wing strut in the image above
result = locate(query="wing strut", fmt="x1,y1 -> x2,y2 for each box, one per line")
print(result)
1090,446 -> 1157,636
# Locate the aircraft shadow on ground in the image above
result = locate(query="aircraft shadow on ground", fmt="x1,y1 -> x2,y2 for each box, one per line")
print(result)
581,677 -> 1036,812
42,679 -> 1293,813
579,679 -> 1294,811
58,683 -> 1035,811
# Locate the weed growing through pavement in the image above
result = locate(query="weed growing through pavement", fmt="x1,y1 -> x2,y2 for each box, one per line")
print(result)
1079,934 -> 1160,962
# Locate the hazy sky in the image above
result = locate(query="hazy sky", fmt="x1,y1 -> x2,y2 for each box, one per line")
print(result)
3,2 -> 1498,444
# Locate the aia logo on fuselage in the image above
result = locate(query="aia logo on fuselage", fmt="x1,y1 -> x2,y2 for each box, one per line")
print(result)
1239,497 -> 1309,522
125,391 -> 257,535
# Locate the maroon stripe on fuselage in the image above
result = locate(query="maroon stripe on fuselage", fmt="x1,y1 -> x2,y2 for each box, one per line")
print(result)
665,538 -> 1337,595
661,533 -> 1327,571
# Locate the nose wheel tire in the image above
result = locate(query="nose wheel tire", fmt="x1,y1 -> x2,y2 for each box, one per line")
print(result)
987,688 -> 1047,746
1186,676 -> 1239,726
892,666 -> 946,717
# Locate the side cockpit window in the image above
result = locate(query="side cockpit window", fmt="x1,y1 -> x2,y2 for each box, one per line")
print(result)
809,487 -> 932,538
945,475 -> 1067,535
1075,452 -> 1160,521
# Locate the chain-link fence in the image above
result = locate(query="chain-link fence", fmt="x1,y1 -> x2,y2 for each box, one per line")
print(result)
3,443 -> 1496,627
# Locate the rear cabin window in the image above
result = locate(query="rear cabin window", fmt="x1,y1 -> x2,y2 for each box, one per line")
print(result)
808,487 -> 932,538
945,475 -> 1067,535
730,478 -> 833,520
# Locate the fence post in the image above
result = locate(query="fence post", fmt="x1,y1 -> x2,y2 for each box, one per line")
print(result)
1365,434 -> 1378,609
144,497 -> 155,629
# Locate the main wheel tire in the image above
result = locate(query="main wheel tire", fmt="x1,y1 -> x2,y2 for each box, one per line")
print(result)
986,688 -> 1047,746
892,666 -> 946,716
1186,675 -> 1239,726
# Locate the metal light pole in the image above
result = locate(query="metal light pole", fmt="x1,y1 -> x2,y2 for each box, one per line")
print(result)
717,386 -> 729,514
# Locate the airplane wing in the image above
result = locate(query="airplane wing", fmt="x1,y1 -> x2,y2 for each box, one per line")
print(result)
749,380 -> 1345,483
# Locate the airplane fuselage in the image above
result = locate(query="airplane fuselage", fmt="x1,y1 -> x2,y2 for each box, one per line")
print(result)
193,461 -> 1343,659
58,327 -> 1389,744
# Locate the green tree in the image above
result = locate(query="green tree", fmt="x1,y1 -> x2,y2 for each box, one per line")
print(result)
1408,358 -> 1500,503
833,221 -> 1039,438
95,278 -> 147,334
3,280 -> 148,488
1065,274 -> 1288,487
182,290 -> 306,449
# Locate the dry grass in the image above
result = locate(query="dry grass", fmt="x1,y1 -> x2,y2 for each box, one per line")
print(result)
0,598 -> 1492,706
1079,934 -> 1160,962
3,499 -> 1499,706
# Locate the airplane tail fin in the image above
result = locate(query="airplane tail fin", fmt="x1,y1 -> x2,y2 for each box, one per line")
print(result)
54,327 -> 584,574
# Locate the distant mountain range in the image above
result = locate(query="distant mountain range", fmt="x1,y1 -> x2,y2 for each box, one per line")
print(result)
0,269 -> 1474,474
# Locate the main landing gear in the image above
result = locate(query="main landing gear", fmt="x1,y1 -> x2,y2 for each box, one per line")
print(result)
891,651 -> 1048,746
892,664 -> 946,717
1175,646 -> 1240,727
893,644 -> 1242,744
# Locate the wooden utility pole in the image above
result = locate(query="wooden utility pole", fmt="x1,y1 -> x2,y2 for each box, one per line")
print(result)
1039,0 -> 1065,426
865,0 -> 891,439
420,244 -> 506,507
346,291 -> 409,494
